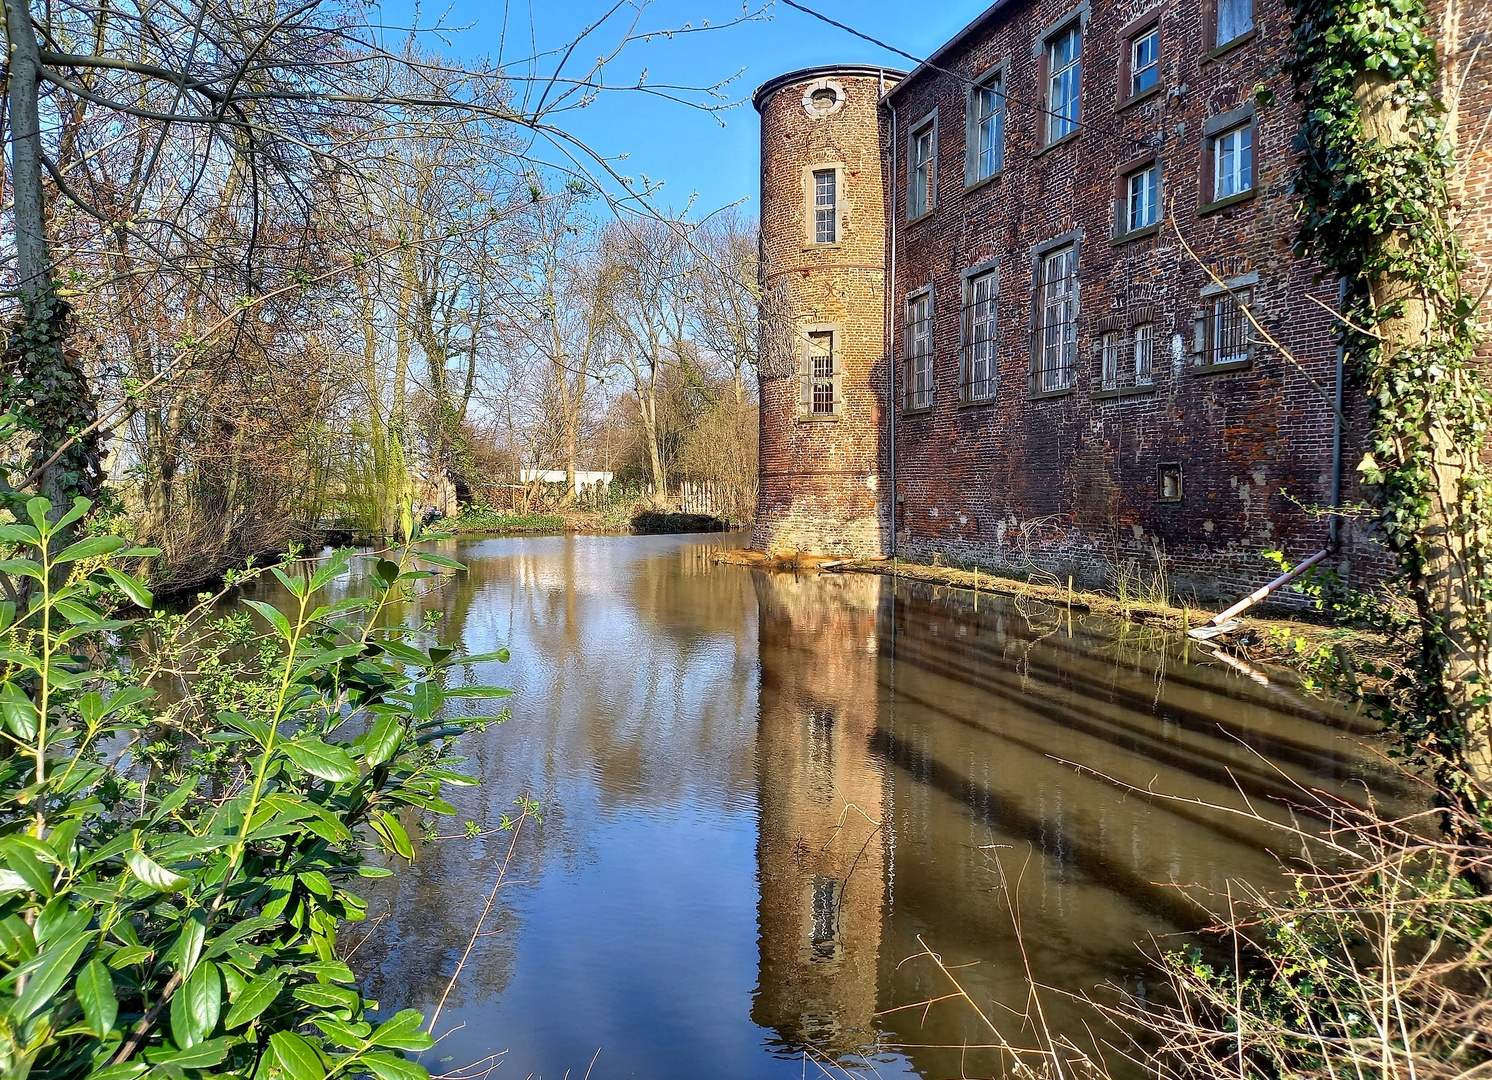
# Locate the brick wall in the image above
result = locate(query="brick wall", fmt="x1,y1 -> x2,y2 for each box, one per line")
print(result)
882,0 -> 1385,604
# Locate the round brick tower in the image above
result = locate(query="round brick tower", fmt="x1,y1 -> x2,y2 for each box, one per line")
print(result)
752,65 -> 904,557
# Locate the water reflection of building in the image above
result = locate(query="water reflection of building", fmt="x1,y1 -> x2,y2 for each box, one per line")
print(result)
752,571 -> 889,1056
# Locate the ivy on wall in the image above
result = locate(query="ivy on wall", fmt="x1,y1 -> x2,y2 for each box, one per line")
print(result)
1288,0 -> 1491,817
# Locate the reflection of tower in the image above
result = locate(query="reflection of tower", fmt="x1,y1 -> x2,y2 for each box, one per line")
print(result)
752,571 -> 889,1055
751,66 -> 904,557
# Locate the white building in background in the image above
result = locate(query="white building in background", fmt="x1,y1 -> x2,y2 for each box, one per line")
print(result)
519,469 -> 614,496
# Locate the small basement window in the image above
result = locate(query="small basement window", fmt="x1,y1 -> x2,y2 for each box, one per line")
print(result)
1158,463 -> 1183,501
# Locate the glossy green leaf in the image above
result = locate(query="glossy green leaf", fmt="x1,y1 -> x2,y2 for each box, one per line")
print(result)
147,1036 -> 233,1069
269,1029 -> 326,1080
410,682 -> 443,719
124,850 -> 188,892
369,811 -> 414,861
104,567 -> 154,610
12,930 -> 92,1020
364,1051 -> 430,1080
370,1009 -> 434,1051
224,973 -> 282,1029
282,739 -> 357,782
77,957 -> 118,1037
171,959 -> 220,1047
245,599 -> 294,641
363,714 -> 403,766
55,535 -> 127,565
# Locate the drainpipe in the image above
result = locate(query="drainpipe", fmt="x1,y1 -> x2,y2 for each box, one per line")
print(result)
1329,275 -> 1347,551
882,82 -> 899,559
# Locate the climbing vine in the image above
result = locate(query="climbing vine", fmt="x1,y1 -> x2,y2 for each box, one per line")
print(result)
1287,0 -> 1492,816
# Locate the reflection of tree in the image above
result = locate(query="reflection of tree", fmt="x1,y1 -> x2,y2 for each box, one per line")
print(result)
751,570 -> 889,1058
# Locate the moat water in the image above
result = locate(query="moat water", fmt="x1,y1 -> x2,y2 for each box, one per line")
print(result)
239,531 -> 1406,1079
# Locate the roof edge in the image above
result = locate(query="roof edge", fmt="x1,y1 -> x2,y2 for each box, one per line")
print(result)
884,0 -> 1017,101
752,64 -> 909,112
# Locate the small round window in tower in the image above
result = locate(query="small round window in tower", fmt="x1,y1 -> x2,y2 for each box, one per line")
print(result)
802,79 -> 846,117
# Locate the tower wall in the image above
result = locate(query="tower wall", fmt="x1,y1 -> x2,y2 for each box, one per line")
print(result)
752,67 -> 901,557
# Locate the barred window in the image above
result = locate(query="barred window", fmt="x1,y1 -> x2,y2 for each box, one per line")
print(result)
1047,25 -> 1081,143
1036,247 -> 1077,393
1134,322 -> 1154,385
962,269 -> 998,401
1100,331 -> 1121,390
808,331 -> 835,414
905,292 -> 933,410
813,169 -> 837,244
1204,289 -> 1252,367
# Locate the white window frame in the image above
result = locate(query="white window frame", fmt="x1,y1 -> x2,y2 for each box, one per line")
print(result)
808,329 -> 836,414
1130,28 -> 1159,95
909,118 -> 935,220
969,74 -> 1004,184
812,169 -> 837,244
961,263 -> 999,402
904,289 -> 933,410
1213,123 -> 1253,200
1128,166 -> 1158,232
1046,24 -> 1082,143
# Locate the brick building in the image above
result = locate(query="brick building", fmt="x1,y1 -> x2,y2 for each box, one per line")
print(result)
752,0 -> 1490,602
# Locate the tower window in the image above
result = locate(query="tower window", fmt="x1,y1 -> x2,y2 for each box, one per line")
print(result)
813,169 -> 837,244
811,87 -> 837,110
799,327 -> 841,418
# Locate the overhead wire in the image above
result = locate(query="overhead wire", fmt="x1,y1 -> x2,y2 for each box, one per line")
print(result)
777,0 -> 1157,151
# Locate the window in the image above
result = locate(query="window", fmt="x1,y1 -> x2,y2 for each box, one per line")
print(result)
1134,323 -> 1154,385
1215,0 -> 1254,47
962,268 -> 998,401
904,291 -> 932,409
811,87 -> 837,110
1158,463 -> 1183,501
1131,28 -> 1159,95
1213,124 -> 1253,200
808,331 -> 835,414
909,123 -> 934,218
1128,165 -> 1158,231
1100,331 -> 1121,390
1046,25 -> 1081,143
1035,247 -> 1078,393
813,169 -> 837,244
968,75 -> 1004,183
1202,288 -> 1252,367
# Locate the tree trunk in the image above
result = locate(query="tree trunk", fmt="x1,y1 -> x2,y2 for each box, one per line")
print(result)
1357,69 -> 1492,781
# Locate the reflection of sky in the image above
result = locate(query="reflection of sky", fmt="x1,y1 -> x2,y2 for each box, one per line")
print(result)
337,533 -> 907,1078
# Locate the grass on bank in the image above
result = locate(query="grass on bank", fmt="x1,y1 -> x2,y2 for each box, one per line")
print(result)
444,507 -> 570,533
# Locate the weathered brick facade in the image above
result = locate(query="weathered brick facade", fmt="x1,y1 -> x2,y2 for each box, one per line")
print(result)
754,0 -> 1487,603
752,67 -> 904,558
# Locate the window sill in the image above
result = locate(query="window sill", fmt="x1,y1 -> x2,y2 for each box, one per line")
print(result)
796,413 -> 843,423
905,209 -> 935,227
1156,497 -> 1184,505
958,394 -> 998,408
1092,384 -> 1157,400
901,404 -> 933,416
1115,83 -> 1163,113
1192,357 -> 1252,375
1111,222 -> 1161,246
1028,384 -> 1076,400
1032,129 -> 1080,158
1197,188 -> 1256,216
1201,28 -> 1256,63
802,241 -> 843,252
962,171 -> 1003,197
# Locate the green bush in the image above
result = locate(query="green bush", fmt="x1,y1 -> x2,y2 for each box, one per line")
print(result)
0,496 -> 508,1079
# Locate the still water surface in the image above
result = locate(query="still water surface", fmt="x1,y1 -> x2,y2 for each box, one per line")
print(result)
246,531 -> 1403,1078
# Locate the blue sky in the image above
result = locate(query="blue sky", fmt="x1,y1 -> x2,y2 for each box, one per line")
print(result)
379,0 -> 987,219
